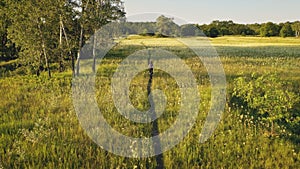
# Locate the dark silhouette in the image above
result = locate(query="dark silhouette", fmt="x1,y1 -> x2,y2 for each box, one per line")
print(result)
147,59 -> 164,169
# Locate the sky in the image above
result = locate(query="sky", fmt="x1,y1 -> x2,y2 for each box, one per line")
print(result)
124,0 -> 300,24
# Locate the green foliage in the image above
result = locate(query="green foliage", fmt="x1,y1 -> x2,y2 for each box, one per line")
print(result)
280,23 -> 294,37
260,22 -> 280,37
200,20 -> 257,37
156,15 -> 179,36
2,0 -> 125,77
78,0 -> 125,38
291,21 -> 300,37
232,73 -> 299,133
0,0 -> 18,61
180,24 -> 200,37
207,27 -> 219,38
120,22 -> 156,35
247,23 -> 261,35
6,0 -> 72,77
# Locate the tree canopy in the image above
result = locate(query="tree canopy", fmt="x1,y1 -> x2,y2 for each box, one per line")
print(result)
1,0 -> 125,77
156,15 -> 179,36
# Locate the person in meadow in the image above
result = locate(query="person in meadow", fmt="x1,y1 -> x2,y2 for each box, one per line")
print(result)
148,60 -> 153,77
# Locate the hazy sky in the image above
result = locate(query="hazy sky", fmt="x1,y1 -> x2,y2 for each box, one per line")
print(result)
124,0 -> 300,24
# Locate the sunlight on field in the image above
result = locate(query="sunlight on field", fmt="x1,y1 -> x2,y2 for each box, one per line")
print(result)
119,35 -> 185,47
1,36 -> 299,168
118,36 -> 300,50
210,36 -> 300,46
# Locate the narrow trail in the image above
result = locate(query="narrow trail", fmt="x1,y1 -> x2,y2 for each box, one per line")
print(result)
147,58 -> 164,169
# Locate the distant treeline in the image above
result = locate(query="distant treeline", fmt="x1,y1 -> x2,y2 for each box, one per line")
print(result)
118,16 -> 300,38
200,20 -> 300,38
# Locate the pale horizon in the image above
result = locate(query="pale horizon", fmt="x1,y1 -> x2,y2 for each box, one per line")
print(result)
124,0 -> 300,24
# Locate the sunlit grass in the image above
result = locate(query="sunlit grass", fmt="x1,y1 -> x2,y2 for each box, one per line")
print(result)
211,36 -> 300,46
0,36 -> 299,168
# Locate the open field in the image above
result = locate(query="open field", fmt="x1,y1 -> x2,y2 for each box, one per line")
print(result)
211,36 -> 300,46
0,36 -> 300,168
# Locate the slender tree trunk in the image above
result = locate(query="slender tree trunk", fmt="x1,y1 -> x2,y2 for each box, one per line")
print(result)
61,20 -> 74,76
76,27 -> 83,76
75,0 -> 90,76
59,16 -> 64,72
72,52 -> 75,76
92,29 -> 97,73
38,22 -> 51,78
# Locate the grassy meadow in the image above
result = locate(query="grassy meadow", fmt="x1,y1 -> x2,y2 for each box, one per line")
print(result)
0,36 -> 300,168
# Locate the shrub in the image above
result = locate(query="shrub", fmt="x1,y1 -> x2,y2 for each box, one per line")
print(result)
232,73 -> 299,134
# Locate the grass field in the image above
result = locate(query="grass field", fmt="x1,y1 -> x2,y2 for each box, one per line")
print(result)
0,36 -> 299,168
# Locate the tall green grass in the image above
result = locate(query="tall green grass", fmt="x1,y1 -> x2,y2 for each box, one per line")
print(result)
0,36 -> 299,168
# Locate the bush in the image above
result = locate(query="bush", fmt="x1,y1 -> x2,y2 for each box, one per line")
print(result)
232,73 -> 299,134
